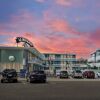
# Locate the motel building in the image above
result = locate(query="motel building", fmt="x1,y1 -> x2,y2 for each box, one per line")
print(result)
88,49 -> 100,71
43,53 -> 77,74
0,37 -> 45,73
0,46 -> 45,72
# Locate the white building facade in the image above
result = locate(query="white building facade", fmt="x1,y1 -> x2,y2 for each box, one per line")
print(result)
43,53 -> 76,73
88,49 -> 100,70
0,46 -> 45,72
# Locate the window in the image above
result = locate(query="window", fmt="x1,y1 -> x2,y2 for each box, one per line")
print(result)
55,54 -> 61,59
54,61 -> 61,64
45,54 -> 49,58
72,55 -> 76,58
97,60 -> 100,63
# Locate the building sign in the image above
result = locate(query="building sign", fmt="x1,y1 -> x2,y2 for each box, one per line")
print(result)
16,37 -> 34,47
9,56 -> 15,62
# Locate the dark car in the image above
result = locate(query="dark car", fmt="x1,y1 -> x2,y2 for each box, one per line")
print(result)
1,69 -> 18,83
27,70 -> 46,83
83,71 -> 95,79
59,71 -> 69,78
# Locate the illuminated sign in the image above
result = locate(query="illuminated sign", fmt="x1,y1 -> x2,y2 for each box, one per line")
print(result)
9,56 -> 15,62
16,37 -> 34,47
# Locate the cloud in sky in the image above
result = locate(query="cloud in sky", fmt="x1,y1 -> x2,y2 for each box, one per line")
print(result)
44,19 -> 76,34
35,0 -> 46,3
55,0 -> 83,7
0,0 -> 100,58
35,0 -> 84,7
55,0 -> 72,6
0,10 -> 98,58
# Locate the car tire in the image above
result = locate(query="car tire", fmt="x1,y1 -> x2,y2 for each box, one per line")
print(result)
30,81 -> 33,83
43,80 -> 46,83
60,76 -> 62,79
14,79 -> 18,83
1,79 -> 4,83
29,79 -> 33,83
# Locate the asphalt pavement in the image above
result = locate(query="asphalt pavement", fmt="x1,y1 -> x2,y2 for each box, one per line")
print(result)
0,78 -> 100,100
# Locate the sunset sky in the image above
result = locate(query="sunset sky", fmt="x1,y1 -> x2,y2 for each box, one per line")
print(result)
0,0 -> 100,58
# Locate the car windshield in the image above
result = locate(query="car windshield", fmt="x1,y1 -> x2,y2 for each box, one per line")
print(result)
60,71 -> 68,74
32,70 -> 44,74
75,70 -> 82,73
89,71 -> 94,73
3,69 -> 16,73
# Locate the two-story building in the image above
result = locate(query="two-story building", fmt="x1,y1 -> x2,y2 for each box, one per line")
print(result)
43,53 -> 76,73
88,49 -> 100,70
0,46 -> 45,72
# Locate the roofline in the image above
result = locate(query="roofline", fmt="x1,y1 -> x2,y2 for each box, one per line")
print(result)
43,53 -> 76,55
0,46 -> 44,59
90,49 -> 100,55
0,46 -> 25,50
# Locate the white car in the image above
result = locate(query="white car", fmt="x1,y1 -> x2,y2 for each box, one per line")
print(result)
72,70 -> 83,78
96,72 -> 100,78
56,72 -> 60,77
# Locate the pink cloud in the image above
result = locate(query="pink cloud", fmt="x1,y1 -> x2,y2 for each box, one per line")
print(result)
46,36 -> 92,57
0,31 -> 94,58
47,19 -> 71,33
35,0 -> 84,7
0,10 -> 98,58
0,10 -> 42,33
10,11 -> 36,32
89,29 -> 100,48
56,0 -> 72,6
35,0 -> 46,3
0,31 -> 17,36
55,0 -> 84,7
43,10 -> 82,35
19,32 -> 92,58
1,10 -> 81,36
42,18 -> 81,36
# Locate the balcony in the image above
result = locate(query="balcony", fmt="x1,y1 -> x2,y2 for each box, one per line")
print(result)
45,58 -> 76,61
96,56 -> 100,61
28,58 -> 43,64
88,57 -> 95,63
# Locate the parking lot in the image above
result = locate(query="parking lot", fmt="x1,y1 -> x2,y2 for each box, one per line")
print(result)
0,78 -> 100,100
47,77 -> 100,81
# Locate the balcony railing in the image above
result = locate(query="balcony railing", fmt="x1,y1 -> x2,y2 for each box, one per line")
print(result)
96,56 -> 100,61
28,58 -> 43,64
88,57 -> 95,62
45,58 -> 76,61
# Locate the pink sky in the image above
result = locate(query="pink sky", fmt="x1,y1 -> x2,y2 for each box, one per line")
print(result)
0,0 -> 100,58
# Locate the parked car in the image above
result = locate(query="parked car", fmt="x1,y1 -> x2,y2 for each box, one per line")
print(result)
1,69 -> 18,83
59,71 -> 69,78
72,70 -> 83,78
83,71 -> 95,79
96,72 -> 100,78
27,70 -> 46,83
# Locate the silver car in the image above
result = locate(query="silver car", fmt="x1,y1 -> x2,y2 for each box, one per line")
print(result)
72,70 -> 83,78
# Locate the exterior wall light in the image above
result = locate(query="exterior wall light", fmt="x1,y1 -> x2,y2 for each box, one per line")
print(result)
9,56 -> 15,62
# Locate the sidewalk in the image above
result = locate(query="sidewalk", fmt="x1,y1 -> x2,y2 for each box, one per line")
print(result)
18,77 -> 100,82
18,77 -> 26,81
